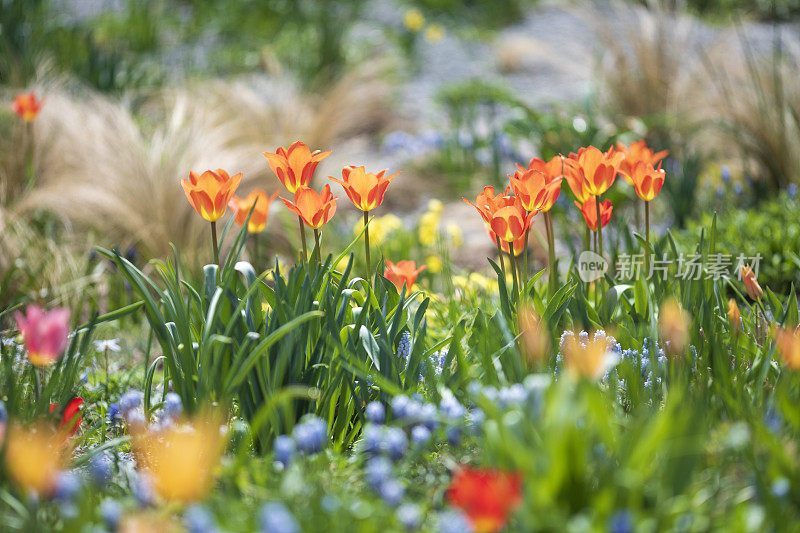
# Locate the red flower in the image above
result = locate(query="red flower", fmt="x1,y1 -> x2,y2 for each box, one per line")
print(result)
384,260 -> 426,290
447,467 -> 523,533
12,93 -> 44,122
48,397 -> 83,441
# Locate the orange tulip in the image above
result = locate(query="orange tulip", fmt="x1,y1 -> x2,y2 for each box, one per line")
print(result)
490,197 -> 533,244
181,169 -> 242,222
740,265 -> 763,301
563,146 -> 624,198
521,155 -> 564,183
264,141 -> 331,194
281,184 -> 338,229
384,259 -> 426,290
616,140 -> 668,185
463,186 -> 513,224
487,226 -> 525,256
12,93 -> 43,122
508,168 -> 561,213
228,189 -> 279,233
629,160 -> 666,202
775,326 -> 800,369
728,299 -> 742,335
575,197 -> 612,232
328,165 -> 400,212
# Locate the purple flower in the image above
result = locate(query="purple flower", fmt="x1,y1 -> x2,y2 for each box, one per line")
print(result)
259,501 -> 299,533
273,435 -> 295,466
366,401 -> 385,424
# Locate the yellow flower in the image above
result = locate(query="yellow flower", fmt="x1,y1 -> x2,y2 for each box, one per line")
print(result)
354,214 -> 402,246
446,223 -> 463,247
404,9 -> 425,32
424,24 -> 445,43
5,424 -> 66,495
427,199 -> 443,213
426,254 -> 443,274
418,212 -> 440,246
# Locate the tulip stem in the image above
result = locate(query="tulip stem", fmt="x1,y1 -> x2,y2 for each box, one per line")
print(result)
545,211 -> 557,296
298,215 -> 308,265
494,236 -> 507,290
595,195 -> 603,258
522,227 -> 530,295
509,241 -> 520,302
314,228 -> 322,264
364,210 -> 371,282
644,200 -> 651,277
24,122 -> 34,191
210,221 -> 220,266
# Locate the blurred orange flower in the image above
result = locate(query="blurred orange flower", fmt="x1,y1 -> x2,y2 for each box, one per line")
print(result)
229,189 -> 279,233
728,299 -> 742,335
775,326 -> 800,369
658,299 -> 690,356
132,413 -> 225,503
329,165 -> 400,212
562,331 -> 618,380
508,168 -> 561,213
281,184 -> 338,229
12,92 -> 43,122
616,140 -> 668,185
181,169 -> 242,222
264,141 -> 331,194
629,161 -> 665,202
575,197 -> 612,232
518,305 -> 550,364
384,259 -> 426,290
447,467 -> 523,533
740,265 -> 763,300
563,146 -> 623,198
5,424 -> 66,495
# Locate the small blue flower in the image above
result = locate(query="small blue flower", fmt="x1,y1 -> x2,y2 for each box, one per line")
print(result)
362,424 -> 383,456
439,395 -> 465,421
54,471 -> 82,501
163,392 -> 183,418
184,504 -> 218,533
391,395 -> 411,419
259,501 -> 300,533
438,510 -> 474,533
378,478 -> 405,506
446,426 -> 462,446
772,477 -> 790,498
89,454 -> 112,486
788,183 -> 798,199
0,400 -> 6,423
397,503 -> 421,530
133,475 -> 153,507
100,499 -> 122,530
119,390 -> 143,413
366,401 -> 386,425
733,182 -> 743,195
383,427 -> 408,460
292,416 -> 327,455
720,165 -> 731,183
411,425 -> 431,446
467,408 -> 485,433
397,331 -> 412,363
419,403 -> 439,431
79,369 -> 89,384
365,456 -> 393,489
273,435 -> 295,466
608,510 -> 633,533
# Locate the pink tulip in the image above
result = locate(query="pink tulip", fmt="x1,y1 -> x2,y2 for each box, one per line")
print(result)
14,305 -> 70,366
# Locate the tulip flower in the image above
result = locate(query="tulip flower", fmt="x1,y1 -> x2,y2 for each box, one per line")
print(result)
330,165 -> 400,279
132,412 -> 225,503
509,162 -> 562,292
518,304 -> 550,364
775,327 -> 800,370
728,299 -> 742,336
616,140 -> 668,185
281,185 -> 338,262
463,186 -> 513,224
5,424 -> 67,495
564,146 -> 623,256
264,141 -> 331,194
14,305 -> 70,367
265,141 -> 331,264
49,397 -> 83,441
561,331 -> 619,380
575,197 -> 612,233
490,198 -> 533,298
229,189 -> 279,234
447,467 -> 523,533
181,169 -> 242,265
740,265 -> 763,301
658,299 -> 690,356
384,260 -> 426,291
12,92 -> 43,122
629,160 -> 666,270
